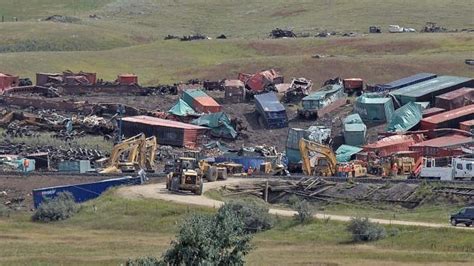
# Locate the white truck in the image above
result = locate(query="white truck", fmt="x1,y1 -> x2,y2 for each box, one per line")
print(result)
420,157 -> 473,181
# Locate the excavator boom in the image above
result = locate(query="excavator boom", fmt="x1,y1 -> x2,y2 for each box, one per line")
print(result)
99,133 -> 147,174
299,138 -> 337,176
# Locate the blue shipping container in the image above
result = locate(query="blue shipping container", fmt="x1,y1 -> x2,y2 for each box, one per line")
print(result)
32,176 -> 142,208
373,73 -> 437,92
254,92 -> 288,129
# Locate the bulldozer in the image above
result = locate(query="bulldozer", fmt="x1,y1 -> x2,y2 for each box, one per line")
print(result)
98,133 -> 157,174
299,138 -> 366,177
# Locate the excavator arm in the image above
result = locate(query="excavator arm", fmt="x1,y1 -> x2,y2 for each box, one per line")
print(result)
299,138 -> 337,176
99,133 -> 146,173
138,136 -> 157,171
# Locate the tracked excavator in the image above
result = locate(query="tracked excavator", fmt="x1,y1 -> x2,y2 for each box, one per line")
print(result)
99,133 -> 157,174
299,138 -> 338,176
299,138 -> 367,177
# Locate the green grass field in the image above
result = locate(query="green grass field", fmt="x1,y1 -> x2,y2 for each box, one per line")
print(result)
0,191 -> 473,265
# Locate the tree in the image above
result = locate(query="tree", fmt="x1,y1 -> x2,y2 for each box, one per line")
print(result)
32,192 -> 78,222
161,203 -> 255,265
347,217 -> 386,242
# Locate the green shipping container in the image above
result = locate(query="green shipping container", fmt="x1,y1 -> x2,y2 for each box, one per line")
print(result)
354,94 -> 394,122
343,114 -> 366,146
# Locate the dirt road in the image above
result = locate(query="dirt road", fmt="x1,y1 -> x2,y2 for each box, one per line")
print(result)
117,178 -> 473,230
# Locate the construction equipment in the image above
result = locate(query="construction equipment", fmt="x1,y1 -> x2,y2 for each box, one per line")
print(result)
299,138 -> 338,176
99,134 -> 146,174
198,160 -> 228,182
166,157 -> 203,195
139,136 -> 157,172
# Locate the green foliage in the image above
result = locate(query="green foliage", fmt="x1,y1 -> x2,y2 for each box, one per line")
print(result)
125,256 -> 162,266
161,203 -> 255,265
293,200 -> 313,223
219,200 -> 274,233
32,192 -> 79,222
346,217 -> 386,242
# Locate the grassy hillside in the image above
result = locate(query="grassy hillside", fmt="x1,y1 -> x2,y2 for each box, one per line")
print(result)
0,192 -> 472,265
0,33 -> 472,84
2,0 -> 473,35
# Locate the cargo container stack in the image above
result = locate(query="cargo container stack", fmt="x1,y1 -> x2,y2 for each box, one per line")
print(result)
420,104 -> 474,130
435,87 -> 474,110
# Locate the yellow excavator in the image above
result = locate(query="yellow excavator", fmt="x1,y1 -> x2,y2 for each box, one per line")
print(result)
299,138 -> 338,176
299,138 -> 367,177
99,133 -> 157,174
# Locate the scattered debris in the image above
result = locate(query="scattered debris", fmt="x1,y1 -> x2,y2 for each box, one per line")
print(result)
43,15 -> 80,23
270,28 -> 296,38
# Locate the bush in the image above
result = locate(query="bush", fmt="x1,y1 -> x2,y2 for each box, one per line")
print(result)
125,256 -> 161,266
293,200 -> 313,223
347,217 -> 386,242
161,204 -> 254,265
218,201 -> 273,233
32,192 -> 79,222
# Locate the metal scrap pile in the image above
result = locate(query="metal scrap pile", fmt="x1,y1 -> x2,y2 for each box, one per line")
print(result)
283,78 -> 313,102
270,28 -> 296,38
0,140 -> 107,169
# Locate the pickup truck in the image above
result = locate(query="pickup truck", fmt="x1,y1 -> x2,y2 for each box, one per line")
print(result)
450,207 -> 474,227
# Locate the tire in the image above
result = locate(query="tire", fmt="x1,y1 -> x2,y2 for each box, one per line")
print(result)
465,223 -> 472,227
195,182 -> 203,195
450,218 -> 457,226
171,176 -> 180,192
207,167 -> 218,182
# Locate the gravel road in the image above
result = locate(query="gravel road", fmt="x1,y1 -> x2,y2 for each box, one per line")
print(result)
117,178 -> 473,230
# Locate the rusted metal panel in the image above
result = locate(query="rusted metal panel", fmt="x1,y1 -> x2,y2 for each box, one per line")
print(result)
435,87 -> 474,110
422,107 -> 445,118
420,104 -> 474,130
0,73 -> 19,91
63,71 -> 97,85
363,134 -> 424,157
121,116 -> 208,148
193,96 -> 222,113
239,69 -> 283,92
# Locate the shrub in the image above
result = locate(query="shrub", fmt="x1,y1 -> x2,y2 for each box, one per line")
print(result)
293,200 -> 313,223
32,192 -> 78,222
161,204 -> 254,265
125,256 -> 161,266
347,217 -> 386,242
218,201 -> 273,233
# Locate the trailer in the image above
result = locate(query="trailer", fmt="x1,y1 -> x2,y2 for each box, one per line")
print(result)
419,157 -> 473,180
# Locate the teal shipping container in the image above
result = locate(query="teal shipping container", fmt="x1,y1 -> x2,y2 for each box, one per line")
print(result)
343,114 -> 366,146
58,160 -> 91,173
285,148 -> 301,164
386,102 -> 423,132
354,94 -> 394,122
